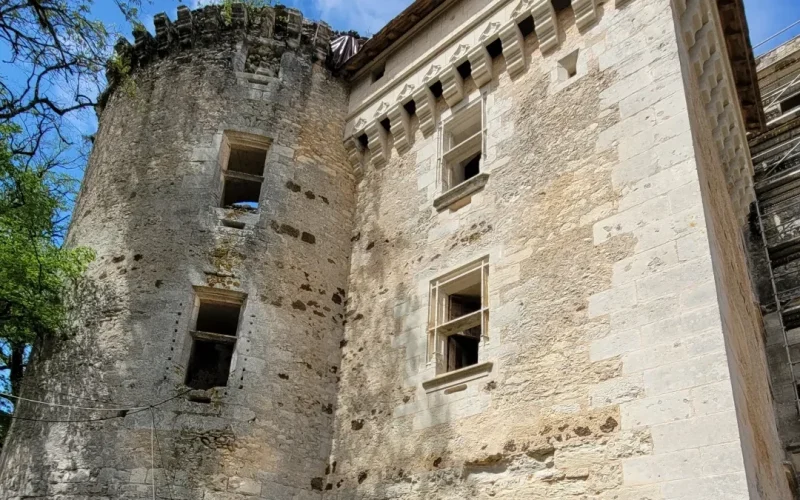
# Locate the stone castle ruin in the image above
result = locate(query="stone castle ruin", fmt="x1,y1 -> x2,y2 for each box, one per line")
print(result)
2,0 -> 800,499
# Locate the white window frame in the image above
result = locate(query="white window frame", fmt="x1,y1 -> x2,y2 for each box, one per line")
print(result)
427,257 -> 489,375
437,94 -> 487,194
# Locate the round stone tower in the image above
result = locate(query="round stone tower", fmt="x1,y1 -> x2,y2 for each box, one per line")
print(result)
0,4 -> 354,498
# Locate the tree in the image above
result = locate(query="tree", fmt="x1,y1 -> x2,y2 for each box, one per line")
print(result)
0,124 -> 94,442
0,0 -> 144,156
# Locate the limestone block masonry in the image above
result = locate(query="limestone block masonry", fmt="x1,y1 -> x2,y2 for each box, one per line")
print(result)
0,1 -> 794,500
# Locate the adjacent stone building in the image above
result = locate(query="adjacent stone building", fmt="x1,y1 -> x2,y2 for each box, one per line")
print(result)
0,0 -> 797,499
748,32 -> 800,482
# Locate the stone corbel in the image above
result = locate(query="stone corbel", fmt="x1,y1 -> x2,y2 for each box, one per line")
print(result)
313,22 -> 333,62
468,45 -> 493,88
343,136 -> 364,180
440,66 -> 465,107
531,0 -> 558,53
413,86 -> 438,137
388,104 -> 412,154
230,3 -> 248,30
365,121 -> 389,168
153,13 -> 175,52
286,8 -> 303,47
176,5 -> 194,47
572,0 -> 598,30
499,24 -> 526,77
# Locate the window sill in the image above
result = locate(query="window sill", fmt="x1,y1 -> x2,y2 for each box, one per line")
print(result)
433,172 -> 489,211
422,361 -> 493,393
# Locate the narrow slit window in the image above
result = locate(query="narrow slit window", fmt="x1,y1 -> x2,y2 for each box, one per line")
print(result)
219,132 -> 270,210
428,257 -> 489,374
186,288 -> 246,391
441,102 -> 483,192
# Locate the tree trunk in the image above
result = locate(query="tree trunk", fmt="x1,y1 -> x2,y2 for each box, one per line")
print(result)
9,343 -> 24,396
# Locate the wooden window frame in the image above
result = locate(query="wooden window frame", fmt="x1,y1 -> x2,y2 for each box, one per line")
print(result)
427,257 -> 489,375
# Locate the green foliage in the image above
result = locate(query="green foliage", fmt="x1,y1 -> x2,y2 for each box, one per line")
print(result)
0,124 -> 94,386
219,0 -> 273,25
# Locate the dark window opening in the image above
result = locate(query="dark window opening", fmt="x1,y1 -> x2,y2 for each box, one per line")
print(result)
371,63 -> 385,83
457,61 -> 472,80
430,81 -> 444,99
552,0 -> 572,10
228,147 -> 266,176
380,117 -> 391,132
452,152 -> 481,186
518,15 -> 535,38
781,93 -> 800,115
357,133 -> 369,149
449,292 -> 481,320
487,38 -> 503,59
222,178 -> 262,209
185,340 -> 234,390
196,301 -> 241,336
404,99 -> 417,117
462,154 -> 481,181
447,333 -> 480,371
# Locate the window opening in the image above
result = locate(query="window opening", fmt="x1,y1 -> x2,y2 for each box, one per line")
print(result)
196,301 -> 241,336
558,50 -> 579,81
441,102 -> 484,191
220,133 -> 269,210
428,257 -> 489,373
186,288 -> 245,391
486,39 -> 503,59
781,93 -> 800,115
371,63 -> 385,83
518,16 -> 535,38
357,133 -> 370,149
381,117 -> 391,132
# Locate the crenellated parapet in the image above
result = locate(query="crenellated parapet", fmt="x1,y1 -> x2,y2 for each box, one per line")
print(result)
107,3 -> 333,89
341,0 -> 604,174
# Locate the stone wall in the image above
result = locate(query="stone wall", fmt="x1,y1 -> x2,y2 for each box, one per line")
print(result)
0,5 -> 354,500
672,0 -> 793,498
327,0 -> 789,498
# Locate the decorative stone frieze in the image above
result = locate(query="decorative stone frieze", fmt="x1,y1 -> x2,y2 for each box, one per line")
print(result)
342,0 -> 650,166
388,104 -> 412,154
468,45 -> 493,88
414,86 -> 438,137
479,21 -> 502,43
365,120 -> 389,167
499,23 -> 526,77
440,66 -> 465,107
572,0 -> 598,30
531,0 -> 558,53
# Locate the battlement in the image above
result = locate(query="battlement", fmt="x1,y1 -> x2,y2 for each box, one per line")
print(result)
109,3 -> 334,85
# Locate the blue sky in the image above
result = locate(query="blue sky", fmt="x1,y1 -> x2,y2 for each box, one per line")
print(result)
6,0 -> 800,157
116,0 -> 800,53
